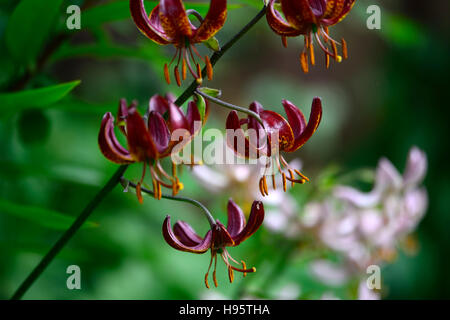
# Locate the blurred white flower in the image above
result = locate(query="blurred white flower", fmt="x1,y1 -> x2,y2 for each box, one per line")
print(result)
310,260 -> 350,286
357,281 -> 380,300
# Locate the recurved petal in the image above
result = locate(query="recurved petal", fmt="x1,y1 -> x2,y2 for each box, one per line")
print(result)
147,111 -> 170,155
159,0 -> 193,40
280,0 -> 317,30
226,111 -> 260,159
226,199 -> 246,238
168,101 -> 189,132
321,0 -> 356,26
233,201 -> 265,246
191,0 -> 227,42
130,0 -> 171,44
126,107 -> 158,161
98,112 -> 134,164
285,96 -> 322,152
163,216 -> 212,253
266,0 -> 304,36
149,94 -> 170,115
260,110 -> 295,152
173,220 -> 204,246
282,99 -> 307,140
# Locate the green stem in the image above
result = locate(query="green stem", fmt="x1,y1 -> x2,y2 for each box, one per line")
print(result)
10,165 -> 128,300
122,178 -> 216,227
195,88 -> 264,126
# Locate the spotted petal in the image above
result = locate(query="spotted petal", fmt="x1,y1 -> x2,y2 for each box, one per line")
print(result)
159,0 -> 193,40
260,110 -> 295,153
321,0 -> 356,26
163,216 -> 212,253
280,0 -> 317,30
192,0 -> 227,43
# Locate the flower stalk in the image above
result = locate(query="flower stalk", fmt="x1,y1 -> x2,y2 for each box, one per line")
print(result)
195,88 -> 265,126
121,178 -> 216,227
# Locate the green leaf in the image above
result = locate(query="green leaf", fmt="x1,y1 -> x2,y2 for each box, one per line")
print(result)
5,0 -> 64,66
194,93 -> 206,124
0,80 -> 80,117
0,198 -> 98,230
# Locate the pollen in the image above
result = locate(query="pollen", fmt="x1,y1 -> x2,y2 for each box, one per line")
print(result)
205,55 -> 213,81
196,63 -> 203,85
164,63 -> 170,84
300,52 -> 309,74
136,182 -> 143,204
342,38 -> 348,59
174,66 -> 181,87
182,57 -> 187,80
281,36 -> 288,48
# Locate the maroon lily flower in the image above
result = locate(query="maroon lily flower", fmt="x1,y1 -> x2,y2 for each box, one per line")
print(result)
98,94 -> 205,202
163,199 -> 264,288
130,0 -> 227,85
266,0 -> 356,73
226,97 -> 322,196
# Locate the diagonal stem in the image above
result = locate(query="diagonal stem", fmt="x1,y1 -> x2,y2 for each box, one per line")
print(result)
10,5 -> 268,300
175,5 -> 267,106
10,165 -> 128,300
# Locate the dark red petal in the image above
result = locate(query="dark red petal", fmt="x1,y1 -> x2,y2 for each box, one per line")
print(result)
168,101 -> 189,132
186,101 -> 201,135
173,220 -> 203,246
260,110 -> 295,152
126,107 -> 157,161
163,216 -> 212,253
147,111 -> 170,155
280,0 -> 316,29
98,113 -> 134,164
159,0 -> 193,40
225,111 -> 253,159
149,94 -> 170,115
282,99 -> 307,140
266,0 -> 304,36
226,199 -> 246,238
321,0 -> 355,26
213,221 -> 235,247
191,0 -> 227,43
129,0 -> 171,44
233,201 -> 265,246
285,96 -> 322,152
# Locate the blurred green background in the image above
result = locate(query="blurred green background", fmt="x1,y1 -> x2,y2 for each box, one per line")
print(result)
0,0 -> 449,299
